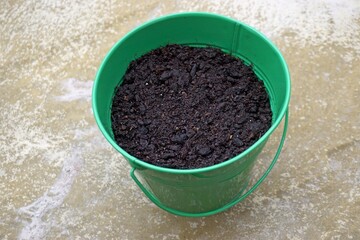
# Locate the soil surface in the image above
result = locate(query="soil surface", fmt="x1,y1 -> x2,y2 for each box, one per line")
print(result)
111,44 -> 272,169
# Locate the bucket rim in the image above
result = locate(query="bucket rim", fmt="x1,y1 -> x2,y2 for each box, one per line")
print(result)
92,12 -> 291,174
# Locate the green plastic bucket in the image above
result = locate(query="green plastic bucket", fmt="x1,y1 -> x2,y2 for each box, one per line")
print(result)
92,12 -> 290,217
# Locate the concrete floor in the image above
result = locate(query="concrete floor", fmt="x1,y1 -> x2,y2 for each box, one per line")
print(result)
1,0 -> 359,239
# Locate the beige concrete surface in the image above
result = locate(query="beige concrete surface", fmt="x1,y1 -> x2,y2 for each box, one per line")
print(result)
1,0 -> 359,239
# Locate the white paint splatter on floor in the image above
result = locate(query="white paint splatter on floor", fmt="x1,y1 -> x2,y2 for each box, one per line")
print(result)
15,78 -> 95,239
54,78 -> 93,102
18,147 -> 83,240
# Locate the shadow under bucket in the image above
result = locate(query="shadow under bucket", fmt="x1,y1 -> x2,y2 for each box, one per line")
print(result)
92,12 -> 291,217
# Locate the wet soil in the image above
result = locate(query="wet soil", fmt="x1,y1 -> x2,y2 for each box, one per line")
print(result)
111,44 -> 272,169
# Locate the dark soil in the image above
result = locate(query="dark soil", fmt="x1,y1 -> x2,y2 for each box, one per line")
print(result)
111,44 -> 272,169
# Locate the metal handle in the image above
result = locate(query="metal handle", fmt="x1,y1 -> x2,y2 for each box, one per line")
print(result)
131,109 -> 289,217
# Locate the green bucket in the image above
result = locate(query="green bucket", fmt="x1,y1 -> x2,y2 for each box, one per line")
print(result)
92,12 -> 290,217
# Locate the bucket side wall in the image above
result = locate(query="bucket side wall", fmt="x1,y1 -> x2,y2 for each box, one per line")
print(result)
135,140 -> 267,213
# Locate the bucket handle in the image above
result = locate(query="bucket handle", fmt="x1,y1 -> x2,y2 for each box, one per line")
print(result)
130,109 -> 289,217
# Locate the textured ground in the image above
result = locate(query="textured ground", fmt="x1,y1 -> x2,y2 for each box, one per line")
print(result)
0,0 -> 359,239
